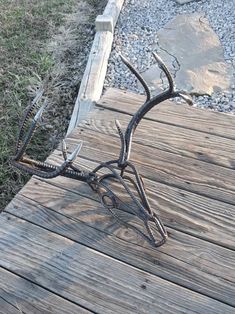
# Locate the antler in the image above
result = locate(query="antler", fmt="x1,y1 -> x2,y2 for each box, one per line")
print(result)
120,54 -> 151,102
11,52 -> 194,248
12,94 -> 93,182
117,52 -> 193,167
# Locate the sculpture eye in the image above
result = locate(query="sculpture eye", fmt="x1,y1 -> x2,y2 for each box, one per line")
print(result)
101,193 -> 117,209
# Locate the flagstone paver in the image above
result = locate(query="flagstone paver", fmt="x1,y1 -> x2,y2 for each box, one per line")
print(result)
141,13 -> 233,96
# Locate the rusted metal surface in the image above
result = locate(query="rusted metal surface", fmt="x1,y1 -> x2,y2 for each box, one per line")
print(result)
11,53 -> 193,247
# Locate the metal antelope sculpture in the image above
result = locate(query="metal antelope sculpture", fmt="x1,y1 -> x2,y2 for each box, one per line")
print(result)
12,53 -> 193,247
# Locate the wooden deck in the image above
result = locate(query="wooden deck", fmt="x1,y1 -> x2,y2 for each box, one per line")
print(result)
1,88 -> 235,313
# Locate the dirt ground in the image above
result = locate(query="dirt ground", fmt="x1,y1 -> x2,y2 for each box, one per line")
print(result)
0,0 -> 107,210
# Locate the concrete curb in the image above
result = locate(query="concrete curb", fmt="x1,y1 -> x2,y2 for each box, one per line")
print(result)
67,0 -> 125,135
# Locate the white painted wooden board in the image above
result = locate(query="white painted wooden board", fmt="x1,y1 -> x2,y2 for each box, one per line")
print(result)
96,15 -> 113,33
103,0 -> 125,26
96,0 -> 125,33
67,0 -> 125,135
67,31 -> 113,135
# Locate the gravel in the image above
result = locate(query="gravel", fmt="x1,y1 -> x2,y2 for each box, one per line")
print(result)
105,0 -> 235,113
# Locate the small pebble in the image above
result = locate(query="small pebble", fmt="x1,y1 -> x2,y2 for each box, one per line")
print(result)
105,0 -> 235,113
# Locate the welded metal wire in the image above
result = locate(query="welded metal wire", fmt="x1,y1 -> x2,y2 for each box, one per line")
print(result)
11,53 -> 194,248
120,54 -> 151,102
16,89 -> 44,153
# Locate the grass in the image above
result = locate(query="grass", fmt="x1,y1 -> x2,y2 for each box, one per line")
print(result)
0,0 -> 107,210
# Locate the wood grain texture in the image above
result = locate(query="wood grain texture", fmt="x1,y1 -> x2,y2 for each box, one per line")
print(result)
96,0 -> 125,32
67,31 -> 113,135
5,181 -> 235,307
0,297 -> 22,314
3,87 -> 235,313
74,107 -> 235,169
43,149 -> 235,250
97,88 -> 235,139
0,267 -> 91,314
1,212 -> 235,313
7,183 -> 235,305
0,213 -> 233,314
66,125 -> 235,206
103,0 -> 125,26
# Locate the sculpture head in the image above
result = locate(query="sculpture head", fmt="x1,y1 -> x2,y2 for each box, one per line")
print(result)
11,52 -> 193,247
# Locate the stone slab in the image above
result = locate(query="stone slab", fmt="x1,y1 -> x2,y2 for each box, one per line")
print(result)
142,13 -> 233,96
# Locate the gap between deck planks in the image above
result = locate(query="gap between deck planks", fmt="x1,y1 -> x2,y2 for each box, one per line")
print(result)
77,107 -> 235,169
38,151 -> 235,250
97,88 -> 235,140
1,211 -> 234,314
1,88 -> 235,313
28,152 -> 235,249
67,124 -> 235,207
5,175 -> 235,307
0,267 -> 92,314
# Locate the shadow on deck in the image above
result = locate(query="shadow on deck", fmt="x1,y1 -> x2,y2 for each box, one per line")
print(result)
1,88 -> 235,313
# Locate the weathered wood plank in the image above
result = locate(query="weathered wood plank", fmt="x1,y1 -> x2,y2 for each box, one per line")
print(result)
97,88 -> 235,139
43,150 -> 235,249
7,178 -> 235,305
73,107 -> 235,169
65,126 -> 235,206
0,267 -> 91,314
96,0 -> 125,32
102,0 -> 125,26
1,212 -> 235,313
67,31 -> 113,134
96,15 -> 113,33
0,297 -> 22,314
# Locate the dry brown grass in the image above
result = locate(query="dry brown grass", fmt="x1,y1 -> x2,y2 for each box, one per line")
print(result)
0,0 -> 107,210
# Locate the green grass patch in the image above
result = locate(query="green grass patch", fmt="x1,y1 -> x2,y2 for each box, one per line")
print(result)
0,0 -> 90,209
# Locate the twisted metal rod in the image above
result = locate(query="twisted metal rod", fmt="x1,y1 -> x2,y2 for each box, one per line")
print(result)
120,54 -> 151,102
16,88 -> 44,154
117,52 -> 192,167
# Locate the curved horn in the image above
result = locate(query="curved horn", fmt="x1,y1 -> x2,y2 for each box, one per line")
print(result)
120,54 -> 151,102
119,53 -> 176,166
16,88 -> 44,154
152,52 -> 174,93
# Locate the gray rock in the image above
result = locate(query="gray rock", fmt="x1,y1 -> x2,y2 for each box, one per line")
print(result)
138,64 -> 164,95
175,0 -> 195,4
229,102 -> 235,109
142,14 -> 233,96
222,103 -> 231,110
105,0 -> 235,113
